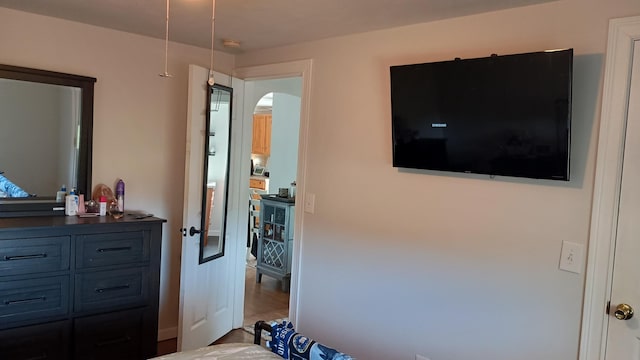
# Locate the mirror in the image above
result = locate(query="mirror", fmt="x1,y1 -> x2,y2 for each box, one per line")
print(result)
0,64 -> 96,217
199,83 -> 233,263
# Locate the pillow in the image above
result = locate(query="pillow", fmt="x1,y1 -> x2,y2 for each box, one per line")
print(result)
268,321 -> 353,360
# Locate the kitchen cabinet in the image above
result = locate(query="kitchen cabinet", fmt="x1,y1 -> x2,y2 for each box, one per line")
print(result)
256,196 -> 294,292
251,114 -> 272,155
0,215 -> 164,360
249,177 -> 267,191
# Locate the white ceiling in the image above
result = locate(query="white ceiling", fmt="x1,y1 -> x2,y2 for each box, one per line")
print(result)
0,0 -> 556,53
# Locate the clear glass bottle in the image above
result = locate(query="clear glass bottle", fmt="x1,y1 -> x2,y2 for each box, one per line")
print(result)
108,198 -> 124,219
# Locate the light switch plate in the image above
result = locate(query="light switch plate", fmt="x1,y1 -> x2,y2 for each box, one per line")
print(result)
559,241 -> 584,274
304,193 -> 315,214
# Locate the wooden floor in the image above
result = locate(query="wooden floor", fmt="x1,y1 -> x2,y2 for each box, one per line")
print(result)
156,262 -> 289,356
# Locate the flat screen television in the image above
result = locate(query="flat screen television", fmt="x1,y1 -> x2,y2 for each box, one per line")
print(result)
390,48 -> 572,181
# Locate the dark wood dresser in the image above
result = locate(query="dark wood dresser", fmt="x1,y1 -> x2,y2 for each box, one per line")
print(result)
0,215 -> 165,360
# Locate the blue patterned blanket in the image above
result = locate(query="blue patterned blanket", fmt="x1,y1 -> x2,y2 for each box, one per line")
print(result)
267,321 -> 353,360
0,173 -> 29,197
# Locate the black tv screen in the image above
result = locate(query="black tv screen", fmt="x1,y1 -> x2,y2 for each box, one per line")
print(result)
390,49 -> 572,181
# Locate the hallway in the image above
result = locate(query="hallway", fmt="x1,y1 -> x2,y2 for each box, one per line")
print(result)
243,260 -> 290,327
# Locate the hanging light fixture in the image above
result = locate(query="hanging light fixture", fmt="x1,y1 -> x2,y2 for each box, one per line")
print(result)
159,0 -> 172,78
207,0 -> 216,85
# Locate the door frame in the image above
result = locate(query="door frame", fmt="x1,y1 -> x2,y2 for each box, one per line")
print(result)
231,59 -> 313,328
580,15 -> 640,360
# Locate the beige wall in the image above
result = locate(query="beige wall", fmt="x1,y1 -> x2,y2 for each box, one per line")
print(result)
3,0 -> 640,358
0,7 -> 234,337
235,1 -> 640,359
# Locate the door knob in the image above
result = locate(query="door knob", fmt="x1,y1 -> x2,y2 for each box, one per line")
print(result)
189,226 -> 202,237
614,303 -> 634,320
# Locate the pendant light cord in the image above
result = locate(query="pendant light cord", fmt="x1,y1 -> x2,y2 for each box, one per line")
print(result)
208,0 -> 216,85
160,0 -> 172,77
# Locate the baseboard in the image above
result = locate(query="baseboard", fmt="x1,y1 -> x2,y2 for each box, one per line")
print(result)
158,326 -> 178,341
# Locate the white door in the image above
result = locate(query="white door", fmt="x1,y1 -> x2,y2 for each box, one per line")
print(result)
178,64 -> 242,351
604,40 -> 640,358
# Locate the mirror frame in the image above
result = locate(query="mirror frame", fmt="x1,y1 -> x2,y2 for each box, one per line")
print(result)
0,64 -> 96,217
199,83 -> 233,263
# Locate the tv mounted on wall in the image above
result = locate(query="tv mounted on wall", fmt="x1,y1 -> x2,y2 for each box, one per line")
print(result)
390,48 -> 573,181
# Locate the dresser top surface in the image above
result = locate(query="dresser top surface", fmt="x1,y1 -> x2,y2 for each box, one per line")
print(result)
0,214 -> 166,231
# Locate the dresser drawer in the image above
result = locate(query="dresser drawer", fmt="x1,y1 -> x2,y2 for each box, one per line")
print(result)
0,236 -> 70,276
0,320 -> 69,360
0,276 -> 69,327
74,267 -> 149,313
74,308 -> 145,360
76,231 -> 149,269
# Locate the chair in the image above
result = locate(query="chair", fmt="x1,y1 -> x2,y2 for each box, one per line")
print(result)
250,191 -> 263,234
249,190 -> 263,257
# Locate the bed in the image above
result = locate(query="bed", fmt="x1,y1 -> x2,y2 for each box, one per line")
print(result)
150,321 -> 353,360
150,343 -> 281,360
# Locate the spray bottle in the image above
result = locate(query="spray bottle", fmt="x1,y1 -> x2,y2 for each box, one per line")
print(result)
116,179 -> 125,213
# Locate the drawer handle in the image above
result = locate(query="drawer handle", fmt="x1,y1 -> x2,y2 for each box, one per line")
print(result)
25,353 -> 48,360
95,335 -> 132,347
3,253 -> 47,261
95,284 -> 130,293
96,246 -> 132,253
5,296 -> 47,305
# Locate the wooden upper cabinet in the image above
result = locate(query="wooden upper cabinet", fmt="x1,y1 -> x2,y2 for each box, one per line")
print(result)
249,178 -> 266,190
252,114 -> 272,155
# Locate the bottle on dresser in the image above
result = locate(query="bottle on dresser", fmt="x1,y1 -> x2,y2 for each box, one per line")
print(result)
116,179 -> 125,212
56,184 -> 66,202
65,188 -> 79,216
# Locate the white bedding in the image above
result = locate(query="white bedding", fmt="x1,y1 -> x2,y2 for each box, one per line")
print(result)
150,343 -> 281,360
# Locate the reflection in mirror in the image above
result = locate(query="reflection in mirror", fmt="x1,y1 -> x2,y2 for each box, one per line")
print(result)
0,64 -> 95,217
0,79 -> 81,197
200,83 -> 233,263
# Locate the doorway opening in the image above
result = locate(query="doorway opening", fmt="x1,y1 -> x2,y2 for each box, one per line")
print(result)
243,82 -> 302,330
